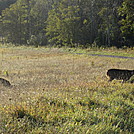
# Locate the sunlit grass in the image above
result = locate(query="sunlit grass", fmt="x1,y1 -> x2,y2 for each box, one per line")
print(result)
0,46 -> 134,133
62,46 -> 134,57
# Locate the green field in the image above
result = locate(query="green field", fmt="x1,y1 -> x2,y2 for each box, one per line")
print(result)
0,46 -> 134,134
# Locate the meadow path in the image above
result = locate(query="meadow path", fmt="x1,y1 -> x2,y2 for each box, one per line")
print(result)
74,53 -> 134,60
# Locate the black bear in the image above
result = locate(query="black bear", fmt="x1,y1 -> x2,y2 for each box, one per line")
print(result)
107,69 -> 134,82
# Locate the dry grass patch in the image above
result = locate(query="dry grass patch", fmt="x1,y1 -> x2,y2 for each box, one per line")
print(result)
0,46 -> 134,133
0,47 -> 134,104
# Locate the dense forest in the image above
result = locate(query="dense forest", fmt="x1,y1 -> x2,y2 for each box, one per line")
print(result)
0,0 -> 133,48
0,0 -> 17,15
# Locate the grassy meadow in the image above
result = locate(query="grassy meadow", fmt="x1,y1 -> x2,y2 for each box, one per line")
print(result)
0,46 -> 134,134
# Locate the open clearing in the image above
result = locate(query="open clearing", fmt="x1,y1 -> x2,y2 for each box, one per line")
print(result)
0,47 -> 134,133
0,47 -> 133,104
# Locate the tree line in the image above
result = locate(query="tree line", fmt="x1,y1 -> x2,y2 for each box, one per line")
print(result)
0,0 -> 17,15
0,0 -> 133,48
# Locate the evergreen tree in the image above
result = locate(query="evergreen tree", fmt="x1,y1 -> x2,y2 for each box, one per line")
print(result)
0,0 -> 17,15
118,0 -> 134,46
0,0 -> 51,45
1,2 -> 26,44
0,0 -> 133,48
46,0 -> 80,47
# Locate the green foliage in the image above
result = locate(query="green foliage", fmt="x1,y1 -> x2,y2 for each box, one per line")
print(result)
1,0 -> 32,44
46,0 -> 80,47
118,0 -> 134,47
0,0 -> 49,45
0,86 -> 134,133
0,0 -> 17,15
0,0 -> 133,47
127,75 -> 134,83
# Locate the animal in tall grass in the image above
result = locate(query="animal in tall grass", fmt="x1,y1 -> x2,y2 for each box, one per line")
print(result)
107,69 -> 134,83
0,78 -> 11,87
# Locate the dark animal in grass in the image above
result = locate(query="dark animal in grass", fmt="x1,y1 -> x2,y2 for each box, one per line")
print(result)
107,69 -> 134,83
0,78 -> 11,87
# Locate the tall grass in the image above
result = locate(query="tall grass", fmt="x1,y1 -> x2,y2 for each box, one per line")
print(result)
0,46 -> 134,133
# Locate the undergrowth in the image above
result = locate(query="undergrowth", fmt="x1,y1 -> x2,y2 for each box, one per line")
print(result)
0,84 -> 134,134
